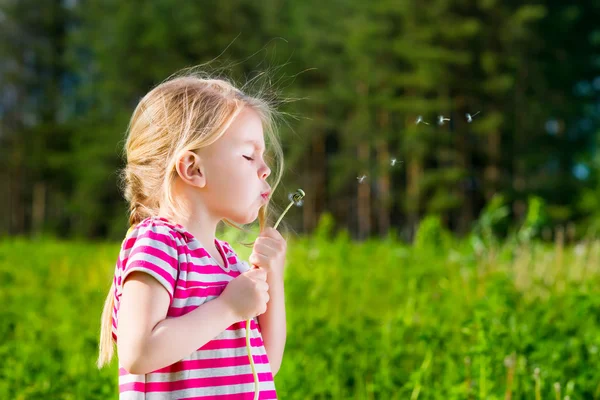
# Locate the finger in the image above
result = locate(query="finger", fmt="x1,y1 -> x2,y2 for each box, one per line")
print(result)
255,236 -> 286,252
249,267 -> 267,281
249,252 -> 270,267
253,242 -> 277,257
257,281 -> 269,292
259,227 -> 284,241
244,267 -> 263,279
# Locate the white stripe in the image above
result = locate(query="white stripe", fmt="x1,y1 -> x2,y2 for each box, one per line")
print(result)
119,391 -> 145,400
213,325 -> 261,340
129,234 -> 177,260
146,362 -> 273,383
145,380 -> 276,400
185,341 -> 263,360
119,373 -> 145,385
172,293 -> 255,309
126,249 -> 177,278
172,295 -> 209,308
120,224 -> 175,257
181,253 -> 219,267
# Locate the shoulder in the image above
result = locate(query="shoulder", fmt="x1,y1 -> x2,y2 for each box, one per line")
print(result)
124,217 -> 183,251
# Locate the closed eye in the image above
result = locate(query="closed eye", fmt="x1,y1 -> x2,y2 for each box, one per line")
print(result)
243,155 -> 254,161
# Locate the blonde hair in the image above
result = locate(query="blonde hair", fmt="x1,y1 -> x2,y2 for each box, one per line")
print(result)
97,70 -> 285,368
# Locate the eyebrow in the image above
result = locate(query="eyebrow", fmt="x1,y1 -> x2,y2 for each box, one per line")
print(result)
243,140 -> 265,152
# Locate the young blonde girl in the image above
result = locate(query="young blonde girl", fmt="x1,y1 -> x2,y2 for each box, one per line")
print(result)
97,71 -> 289,399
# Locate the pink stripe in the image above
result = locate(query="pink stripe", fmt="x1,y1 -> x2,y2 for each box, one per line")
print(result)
169,297 -> 256,318
130,230 -> 177,260
153,354 -> 271,373
189,247 -> 212,258
173,285 -> 225,299
123,236 -> 137,250
199,337 -> 263,350
119,380 -> 277,400
125,259 -> 176,289
136,372 -> 274,391
119,381 -> 145,392
178,390 -> 277,399
124,227 -> 177,250
120,384 -> 276,400
178,279 -> 231,287
178,261 -> 240,277
227,320 -> 259,330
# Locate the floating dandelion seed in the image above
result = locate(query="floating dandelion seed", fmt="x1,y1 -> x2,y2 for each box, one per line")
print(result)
466,111 -> 480,123
416,115 -> 429,125
357,175 -> 367,184
438,115 -> 450,126
390,157 -> 403,167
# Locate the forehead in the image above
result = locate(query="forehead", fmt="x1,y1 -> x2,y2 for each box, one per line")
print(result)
223,107 -> 265,148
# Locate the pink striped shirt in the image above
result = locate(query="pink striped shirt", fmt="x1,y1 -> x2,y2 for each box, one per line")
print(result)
111,216 -> 278,399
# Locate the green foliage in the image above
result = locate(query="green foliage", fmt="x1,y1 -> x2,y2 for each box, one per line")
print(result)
518,196 -> 549,243
1,1 -> 599,238
471,194 -> 510,253
2,234 -> 599,399
414,214 -> 452,252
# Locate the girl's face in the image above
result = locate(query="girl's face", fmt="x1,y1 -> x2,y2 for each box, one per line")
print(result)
199,107 -> 272,225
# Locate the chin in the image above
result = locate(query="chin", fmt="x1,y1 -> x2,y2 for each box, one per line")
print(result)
230,211 -> 259,226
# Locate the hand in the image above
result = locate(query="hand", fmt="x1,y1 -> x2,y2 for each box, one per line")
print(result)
220,268 -> 269,321
249,227 -> 287,278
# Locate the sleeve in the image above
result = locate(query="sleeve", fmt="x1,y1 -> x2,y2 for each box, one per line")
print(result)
122,222 -> 180,301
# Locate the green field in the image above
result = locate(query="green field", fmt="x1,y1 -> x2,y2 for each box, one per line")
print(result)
1,216 -> 599,399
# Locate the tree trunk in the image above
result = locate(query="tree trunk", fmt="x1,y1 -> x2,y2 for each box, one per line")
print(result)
32,181 -> 46,237
376,110 -> 391,237
302,147 -> 316,234
312,134 -> 326,231
357,141 -> 371,240
456,127 -> 473,234
0,171 -> 9,235
302,134 -> 326,234
484,128 -> 500,200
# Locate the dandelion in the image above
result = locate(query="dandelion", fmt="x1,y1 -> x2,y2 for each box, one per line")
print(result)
274,189 -> 305,229
247,188 -> 305,400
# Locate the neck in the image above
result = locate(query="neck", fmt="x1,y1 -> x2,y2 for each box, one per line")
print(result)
159,198 -> 221,251
172,209 -> 221,249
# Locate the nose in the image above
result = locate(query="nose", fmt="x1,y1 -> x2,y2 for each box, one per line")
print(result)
260,163 -> 271,180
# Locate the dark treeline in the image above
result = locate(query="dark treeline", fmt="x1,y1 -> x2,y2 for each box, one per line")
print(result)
1,0 -> 599,240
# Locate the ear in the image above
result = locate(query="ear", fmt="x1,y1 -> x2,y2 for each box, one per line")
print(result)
175,150 -> 206,188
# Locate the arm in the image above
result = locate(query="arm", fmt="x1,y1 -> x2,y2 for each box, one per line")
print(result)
117,272 -> 237,375
257,272 -> 287,376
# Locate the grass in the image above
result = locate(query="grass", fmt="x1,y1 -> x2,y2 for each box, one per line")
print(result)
1,215 -> 599,399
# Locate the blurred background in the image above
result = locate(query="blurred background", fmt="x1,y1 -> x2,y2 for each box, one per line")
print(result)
2,1 -> 600,399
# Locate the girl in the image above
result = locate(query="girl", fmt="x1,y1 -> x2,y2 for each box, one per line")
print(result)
97,73 -> 289,399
